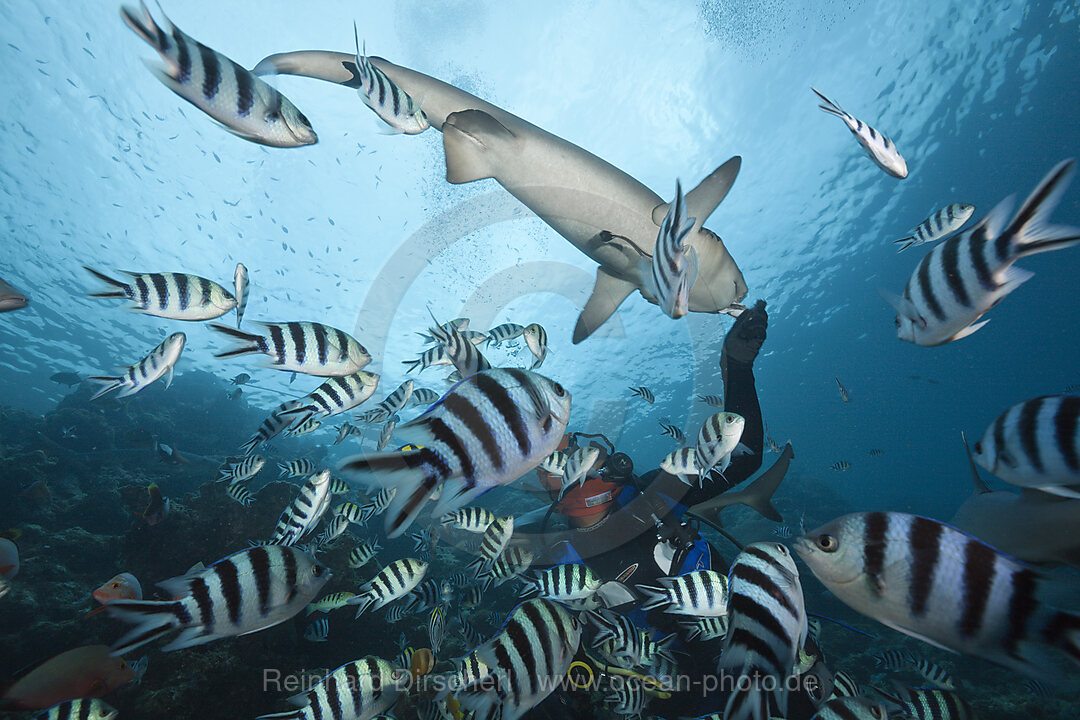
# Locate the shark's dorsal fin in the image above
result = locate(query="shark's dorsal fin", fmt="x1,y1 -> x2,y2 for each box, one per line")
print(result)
651,156 -> 742,227
572,267 -> 637,344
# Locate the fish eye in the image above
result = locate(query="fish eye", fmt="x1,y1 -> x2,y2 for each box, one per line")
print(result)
312,565 -> 324,577
112,582 -> 120,588
266,109 -> 281,122
816,534 -> 838,552
775,544 -> 788,555
552,382 -> 566,397
973,441 -> 983,454
297,112 -> 312,128
725,416 -> 735,424
870,708 -> 884,719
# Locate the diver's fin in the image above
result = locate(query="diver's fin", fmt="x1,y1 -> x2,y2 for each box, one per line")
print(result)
690,442 -> 794,522
652,156 -> 742,228
961,431 -> 991,495
442,109 -> 516,184
572,267 -> 637,344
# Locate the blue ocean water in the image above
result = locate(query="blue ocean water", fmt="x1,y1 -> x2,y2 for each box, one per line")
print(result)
1,0 -> 1079,718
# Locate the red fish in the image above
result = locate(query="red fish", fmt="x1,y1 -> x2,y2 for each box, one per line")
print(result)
0,645 -> 134,710
87,573 -> 143,617
135,484 -> 170,526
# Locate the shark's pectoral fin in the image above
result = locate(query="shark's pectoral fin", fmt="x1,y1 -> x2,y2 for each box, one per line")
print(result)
442,109 -> 516,184
572,268 -> 637,344
651,156 -> 742,227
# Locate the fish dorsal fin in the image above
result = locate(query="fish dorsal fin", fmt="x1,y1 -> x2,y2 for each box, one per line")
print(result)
961,432 -> 991,495
650,157 -> 741,228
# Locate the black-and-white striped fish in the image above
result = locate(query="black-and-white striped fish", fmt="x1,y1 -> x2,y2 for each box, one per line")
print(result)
538,450 -> 569,476
210,321 -> 371,376
429,606 -> 446,655
642,180 -> 698,319
873,648 -> 910,670
107,544 -> 330,654
895,203 -> 977,252
428,312 -> 492,378
219,455 -> 265,484
829,670 -> 859,699
718,542 -> 807,720
84,267 -> 235,321
121,2 -> 316,147
226,482 -> 255,507
348,558 -> 428,616
605,676 -> 647,718
522,323 -> 548,370
1023,677 -> 1053,698
883,160 -> 1079,345
810,697 -> 889,720
233,263 -> 249,327
315,515 -> 350,548
830,460 -> 852,472
454,650 -> 494,690
303,618 -> 329,643
279,459 -> 317,478
460,618 -> 483,648
468,515 -> 514,575
268,470 -> 332,546
908,654 -> 956,690
240,400 -> 302,455
35,699 -> 117,720
482,547 -> 535,588
972,395 -> 1080,498
459,584 -> 483,609
351,29 -> 428,135
410,388 -> 442,406
404,579 -> 443,613
334,502 -> 366,523
348,539 -> 380,569
658,420 -> 686,444
558,446 -> 599,500
520,563 -> 600,602
411,527 -> 438,555
330,477 -> 350,495
486,322 -> 525,346
697,394 -> 724,407
812,87 -> 907,178
357,407 -> 392,424
256,656 -> 405,720
773,525 -> 793,539
637,569 -> 729,616
695,411 -> 746,476
629,386 -> 655,404
340,368 -> 571,537
875,687 -> 978,720
417,318 -> 470,344
453,599 -> 582,720
376,380 -> 415,418
334,422 -> 364,446
868,448 -> 885,457
358,487 -> 398,522
286,417 -> 321,437
588,609 -> 675,668
678,615 -> 729,642
440,506 -> 496,533
403,345 -> 453,374
795,512 -> 1080,682
89,332 -> 186,401
283,371 -> 381,429
376,416 -> 398,452
660,447 -> 700,486
386,604 -> 410,623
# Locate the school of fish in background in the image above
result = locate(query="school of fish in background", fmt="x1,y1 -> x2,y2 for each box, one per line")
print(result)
1,3 -> 1080,720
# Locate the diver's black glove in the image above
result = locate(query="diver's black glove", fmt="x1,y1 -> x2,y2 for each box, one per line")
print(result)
721,299 -> 768,366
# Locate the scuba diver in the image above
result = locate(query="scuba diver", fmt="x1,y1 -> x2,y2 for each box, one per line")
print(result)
517,300 -> 808,719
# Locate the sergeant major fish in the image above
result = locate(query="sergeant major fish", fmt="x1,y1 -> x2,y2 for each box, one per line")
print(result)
428,312 -> 492,378
226,482 -> 254,507
240,400 -> 302,456
642,180 -> 698,319
660,447 -> 699,486
658,420 -> 686,444
107,544 -> 330,654
558,446 -> 600,500
268,470 -> 332,546
895,203 -> 976,252
347,558 -> 428,616
694,411 -> 745,477
519,563 -> 601,602
467,515 -> 514,576
121,2 -> 316,147
485,322 -> 525,346
522,323 -> 548,370
795,512 -> 1080,683
89,333 -> 186,401
638,570 -> 729,616
410,388 -> 442,406
351,26 -> 428,135
629,386 -> 654,404
812,87 -> 907,178
233,263 -> 249,327
339,368 -> 570,537
218,455 -> 265,484
303,618 -> 329,643
285,417 -> 321,437
882,160 -> 1079,345
34,699 -> 117,720
279,459 -> 317,478
211,321 -> 371,376
84,267 -> 235,320
256,656 -> 404,720
284,372 -> 380,430
835,377 -> 850,403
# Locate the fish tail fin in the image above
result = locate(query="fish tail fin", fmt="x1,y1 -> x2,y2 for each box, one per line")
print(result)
106,599 -> 183,654
1007,159 -> 1080,258
401,358 -> 422,374
722,665 -> 773,720
636,584 -> 669,612
239,435 -> 261,455
811,86 -> 847,118
1041,609 -> 1080,675
255,711 -> 304,720
83,266 -> 129,299
209,323 -> 263,358
894,237 -> 916,252
515,576 -> 538,598
338,448 -> 447,538
349,592 -> 376,618
87,376 -> 125,400
119,2 -> 165,52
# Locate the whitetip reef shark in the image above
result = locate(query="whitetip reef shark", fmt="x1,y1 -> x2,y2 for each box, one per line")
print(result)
252,51 -> 748,343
